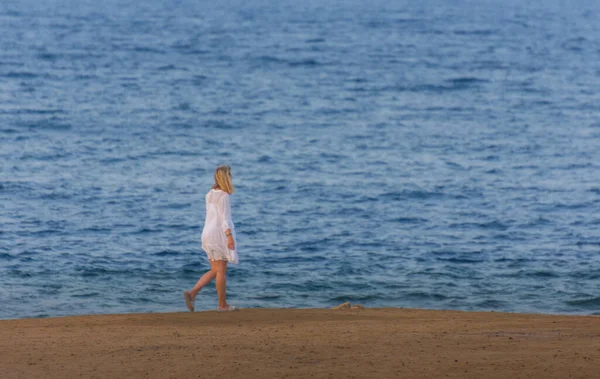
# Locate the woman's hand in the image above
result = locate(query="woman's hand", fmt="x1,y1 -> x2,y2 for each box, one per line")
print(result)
227,235 -> 235,250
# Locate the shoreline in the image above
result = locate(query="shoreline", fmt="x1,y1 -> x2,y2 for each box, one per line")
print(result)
4,304 -> 597,321
2,308 -> 599,378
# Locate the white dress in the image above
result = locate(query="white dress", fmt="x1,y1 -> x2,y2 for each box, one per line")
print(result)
201,189 -> 239,264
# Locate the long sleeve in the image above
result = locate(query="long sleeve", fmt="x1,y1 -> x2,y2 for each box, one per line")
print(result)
218,194 -> 235,232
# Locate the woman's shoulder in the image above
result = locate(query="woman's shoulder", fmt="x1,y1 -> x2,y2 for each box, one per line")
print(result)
208,188 -> 229,197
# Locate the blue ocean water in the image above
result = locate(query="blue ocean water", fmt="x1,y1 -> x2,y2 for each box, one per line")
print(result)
1,0 -> 600,319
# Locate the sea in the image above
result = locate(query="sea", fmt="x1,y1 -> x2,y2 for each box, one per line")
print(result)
1,0 -> 600,319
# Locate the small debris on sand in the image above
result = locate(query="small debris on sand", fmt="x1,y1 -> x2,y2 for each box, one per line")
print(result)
332,302 -> 365,310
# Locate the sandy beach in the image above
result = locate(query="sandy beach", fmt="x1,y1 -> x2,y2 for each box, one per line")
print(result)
1,308 -> 599,379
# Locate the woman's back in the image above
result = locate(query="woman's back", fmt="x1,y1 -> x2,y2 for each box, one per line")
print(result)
203,189 -> 227,234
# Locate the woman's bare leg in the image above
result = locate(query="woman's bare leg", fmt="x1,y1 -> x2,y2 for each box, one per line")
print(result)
189,262 -> 217,299
214,260 -> 229,309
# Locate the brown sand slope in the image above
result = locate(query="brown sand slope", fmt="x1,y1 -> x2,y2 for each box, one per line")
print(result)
1,308 -> 599,379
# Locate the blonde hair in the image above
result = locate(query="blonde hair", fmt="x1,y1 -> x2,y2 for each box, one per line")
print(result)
213,165 -> 234,194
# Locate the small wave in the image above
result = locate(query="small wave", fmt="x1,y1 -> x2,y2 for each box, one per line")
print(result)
180,49 -> 210,55
173,76 -> 206,87
394,17 -> 422,24
205,120 -> 235,129
504,270 -> 560,278
569,271 -> 600,280
384,78 -> 486,93
78,227 -> 112,233
72,292 -> 100,298
3,108 -> 66,115
334,265 -> 364,276
152,250 -> 180,257
493,257 -> 530,263
319,152 -> 345,161
255,55 -> 322,68
116,296 -> 154,304
270,283 -> 312,292
38,193 -> 72,201
98,157 -> 125,164
407,270 -> 468,280
288,58 -> 320,67
331,206 -> 365,217
162,203 -> 190,210
37,52 -> 60,61
24,119 -> 72,131
561,37 -> 588,52
437,256 -> 484,264
444,77 -> 489,86
453,29 -> 496,36
264,254 -> 326,264
0,128 -> 18,133
157,64 -> 177,71
576,241 -> 600,247
76,266 -> 146,278
565,297 -> 600,309
247,294 -> 283,300
390,217 -> 428,224
180,262 -> 204,274
403,291 -> 448,301
379,190 -> 443,201
131,46 -> 165,54
10,269 -> 33,278
131,228 -> 160,235
2,71 -> 38,79
77,267 -> 110,277
475,299 -> 507,309
445,161 -> 466,170
365,20 -> 388,29
74,74 -> 98,80
329,294 -> 381,303
449,221 -> 509,231
255,55 -> 287,65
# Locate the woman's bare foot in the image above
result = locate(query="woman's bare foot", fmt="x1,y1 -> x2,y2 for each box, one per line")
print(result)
218,305 -> 238,312
184,291 -> 195,312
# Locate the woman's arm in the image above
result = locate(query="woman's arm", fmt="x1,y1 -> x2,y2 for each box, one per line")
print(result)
224,229 -> 235,250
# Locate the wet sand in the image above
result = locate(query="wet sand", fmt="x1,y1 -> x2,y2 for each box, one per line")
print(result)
1,308 -> 599,379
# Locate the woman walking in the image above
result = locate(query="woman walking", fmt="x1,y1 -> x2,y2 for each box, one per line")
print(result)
184,165 -> 239,312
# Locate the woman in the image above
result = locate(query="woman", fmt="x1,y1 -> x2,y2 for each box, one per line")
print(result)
184,165 -> 239,312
